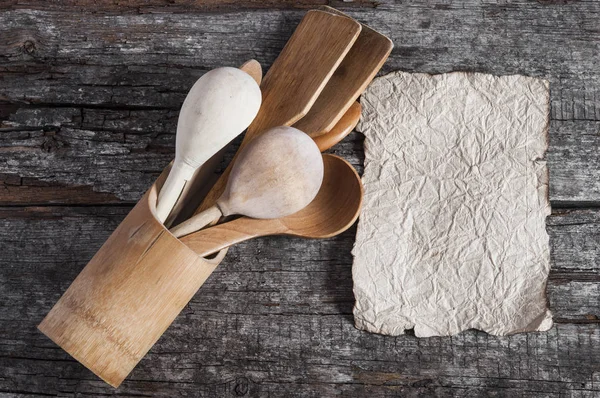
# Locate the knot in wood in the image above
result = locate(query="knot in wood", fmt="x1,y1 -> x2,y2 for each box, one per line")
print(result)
233,377 -> 249,396
23,40 -> 36,55
41,133 -> 65,153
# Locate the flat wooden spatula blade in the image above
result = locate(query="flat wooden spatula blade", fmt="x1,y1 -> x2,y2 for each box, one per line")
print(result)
246,9 -> 362,134
294,6 -> 393,137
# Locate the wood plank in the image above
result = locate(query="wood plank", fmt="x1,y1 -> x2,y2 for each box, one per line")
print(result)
547,121 -> 600,202
0,206 -> 597,320
2,107 -> 599,204
1,0 -> 380,13
0,158 -> 596,386
1,315 -> 598,396
547,209 -> 600,273
1,4 -> 599,203
0,5 -> 598,116
0,173 -> 121,205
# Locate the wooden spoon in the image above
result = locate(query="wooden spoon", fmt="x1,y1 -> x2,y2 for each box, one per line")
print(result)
169,99 -> 360,232
179,154 -> 363,257
171,126 -> 324,238
239,59 -> 263,85
155,66 -> 262,222
164,67 -> 360,229
164,60 -> 264,227
191,10 -> 361,216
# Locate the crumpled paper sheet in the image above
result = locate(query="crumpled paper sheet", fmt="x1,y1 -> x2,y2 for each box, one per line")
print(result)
353,71 -> 552,337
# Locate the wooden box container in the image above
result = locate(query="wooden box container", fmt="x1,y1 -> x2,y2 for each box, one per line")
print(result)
38,168 -> 225,387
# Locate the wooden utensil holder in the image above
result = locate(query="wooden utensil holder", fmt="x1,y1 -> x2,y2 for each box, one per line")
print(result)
38,167 -> 226,388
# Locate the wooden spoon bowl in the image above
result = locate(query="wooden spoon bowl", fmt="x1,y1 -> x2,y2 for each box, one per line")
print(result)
277,154 -> 362,238
180,154 -> 363,257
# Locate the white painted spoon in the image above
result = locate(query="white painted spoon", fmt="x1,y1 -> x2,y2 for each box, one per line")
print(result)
171,126 -> 324,238
155,67 -> 262,222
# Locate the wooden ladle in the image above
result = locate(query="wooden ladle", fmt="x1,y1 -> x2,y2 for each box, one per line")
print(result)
171,126 -> 324,238
179,154 -> 363,257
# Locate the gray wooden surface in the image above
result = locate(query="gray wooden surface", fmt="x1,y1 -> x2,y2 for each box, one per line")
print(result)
1,1 -> 599,397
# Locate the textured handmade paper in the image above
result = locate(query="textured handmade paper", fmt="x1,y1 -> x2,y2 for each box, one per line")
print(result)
353,72 -> 552,337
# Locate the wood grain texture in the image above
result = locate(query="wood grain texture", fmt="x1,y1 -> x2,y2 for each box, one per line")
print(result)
2,112 -> 595,204
1,1 -> 599,396
1,4 -> 598,203
293,6 -> 392,137
0,206 -> 599,396
1,0 -> 380,13
313,101 -> 361,151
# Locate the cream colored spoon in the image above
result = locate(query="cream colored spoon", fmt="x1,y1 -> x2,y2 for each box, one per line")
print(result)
155,66 -> 262,222
171,126 -> 324,238
179,154 -> 362,257
163,60 -> 263,228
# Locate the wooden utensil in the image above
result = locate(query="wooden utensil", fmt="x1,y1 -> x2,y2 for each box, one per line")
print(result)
293,6 -> 393,138
164,60 -> 264,227
239,59 -> 263,85
314,101 -> 361,151
171,126 -> 324,237
191,10 -> 361,216
155,66 -> 262,222
178,99 -> 361,234
180,154 -> 363,257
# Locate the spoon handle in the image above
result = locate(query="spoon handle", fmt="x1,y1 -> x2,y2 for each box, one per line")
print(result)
179,217 -> 281,258
170,205 -> 222,238
155,161 -> 195,222
313,101 -> 361,151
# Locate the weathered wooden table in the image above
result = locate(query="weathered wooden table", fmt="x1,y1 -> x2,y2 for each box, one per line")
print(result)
1,1 -> 599,397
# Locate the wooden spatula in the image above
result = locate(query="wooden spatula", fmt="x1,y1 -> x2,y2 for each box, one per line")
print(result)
192,10 -> 361,215
294,6 -> 393,138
